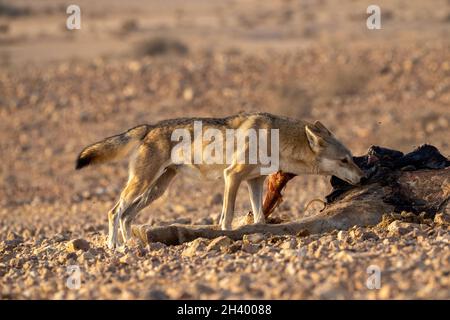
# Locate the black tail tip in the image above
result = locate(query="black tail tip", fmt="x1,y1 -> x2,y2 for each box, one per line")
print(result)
75,156 -> 91,170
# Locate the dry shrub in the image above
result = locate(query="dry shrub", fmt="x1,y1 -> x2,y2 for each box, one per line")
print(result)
134,37 -> 189,57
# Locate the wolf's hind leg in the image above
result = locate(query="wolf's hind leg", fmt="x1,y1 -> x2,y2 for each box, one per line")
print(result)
106,174 -> 153,249
107,201 -> 125,249
120,167 -> 177,243
108,141 -> 171,248
246,176 -> 266,224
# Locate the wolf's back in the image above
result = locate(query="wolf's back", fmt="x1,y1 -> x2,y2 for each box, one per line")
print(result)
75,125 -> 149,170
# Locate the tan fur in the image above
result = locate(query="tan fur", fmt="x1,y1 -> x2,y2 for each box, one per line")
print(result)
76,125 -> 149,169
76,112 -> 364,249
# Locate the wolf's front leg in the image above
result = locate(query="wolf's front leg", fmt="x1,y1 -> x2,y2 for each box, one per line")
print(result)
220,169 -> 245,230
247,176 -> 266,224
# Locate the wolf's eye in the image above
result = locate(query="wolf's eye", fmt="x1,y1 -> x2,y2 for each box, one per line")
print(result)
341,158 -> 348,164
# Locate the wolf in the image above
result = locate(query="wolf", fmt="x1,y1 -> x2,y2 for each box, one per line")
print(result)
75,112 -> 364,249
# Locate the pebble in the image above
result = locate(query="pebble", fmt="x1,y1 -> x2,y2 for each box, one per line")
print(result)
242,233 -> 266,244
337,230 -> 348,241
242,243 -> 260,254
434,213 -> 450,225
182,238 -> 207,257
387,221 -> 418,236
66,239 -> 90,253
206,236 -> 233,252
146,289 -> 169,300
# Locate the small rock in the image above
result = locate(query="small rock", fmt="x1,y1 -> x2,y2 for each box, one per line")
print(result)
147,289 -> 169,300
6,231 -> 23,242
119,254 -> 134,264
206,236 -> 233,252
22,229 -> 34,239
195,283 -> 215,295
362,231 -> 379,241
82,251 -> 95,262
242,242 -> 260,254
387,221 -> 417,236
434,213 -> 450,225
281,248 -> 300,257
65,252 -> 77,262
5,231 -> 23,248
232,213 -> 254,228
313,245 -> 325,258
148,242 -> 166,251
296,229 -> 309,237
298,246 -> 307,257
66,238 -> 90,253
280,238 -> 297,250
237,274 -> 252,288
9,258 -> 23,268
4,239 -> 22,249
24,277 -> 35,287
243,233 -> 266,244
328,240 -> 339,250
285,262 -> 298,276
54,233 -> 68,243
182,238 -> 207,257
337,230 -> 348,241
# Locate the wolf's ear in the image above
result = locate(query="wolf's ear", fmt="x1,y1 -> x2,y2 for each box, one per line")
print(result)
314,120 -> 332,136
305,125 -> 325,153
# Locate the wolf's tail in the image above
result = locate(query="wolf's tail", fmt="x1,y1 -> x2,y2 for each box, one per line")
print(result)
75,125 -> 149,170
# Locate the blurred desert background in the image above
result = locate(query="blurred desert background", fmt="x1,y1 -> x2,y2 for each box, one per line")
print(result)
0,0 -> 449,299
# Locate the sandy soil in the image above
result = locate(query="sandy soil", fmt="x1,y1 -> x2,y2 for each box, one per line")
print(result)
0,0 -> 449,299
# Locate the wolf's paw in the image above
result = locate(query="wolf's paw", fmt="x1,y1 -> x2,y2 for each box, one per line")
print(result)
106,240 -> 116,250
106,235 -> 123,250
254,217 -> 266,225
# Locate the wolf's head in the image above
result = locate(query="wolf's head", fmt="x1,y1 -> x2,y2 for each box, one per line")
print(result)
305,121 -> 364,185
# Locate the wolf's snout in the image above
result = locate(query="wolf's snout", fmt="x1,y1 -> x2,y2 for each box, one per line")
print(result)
351,169 -> 366,185
349,176 -> 361,185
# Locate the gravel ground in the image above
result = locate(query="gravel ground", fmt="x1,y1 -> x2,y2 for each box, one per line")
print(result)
1,208 -> 449,299
1,29 -> 449,299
